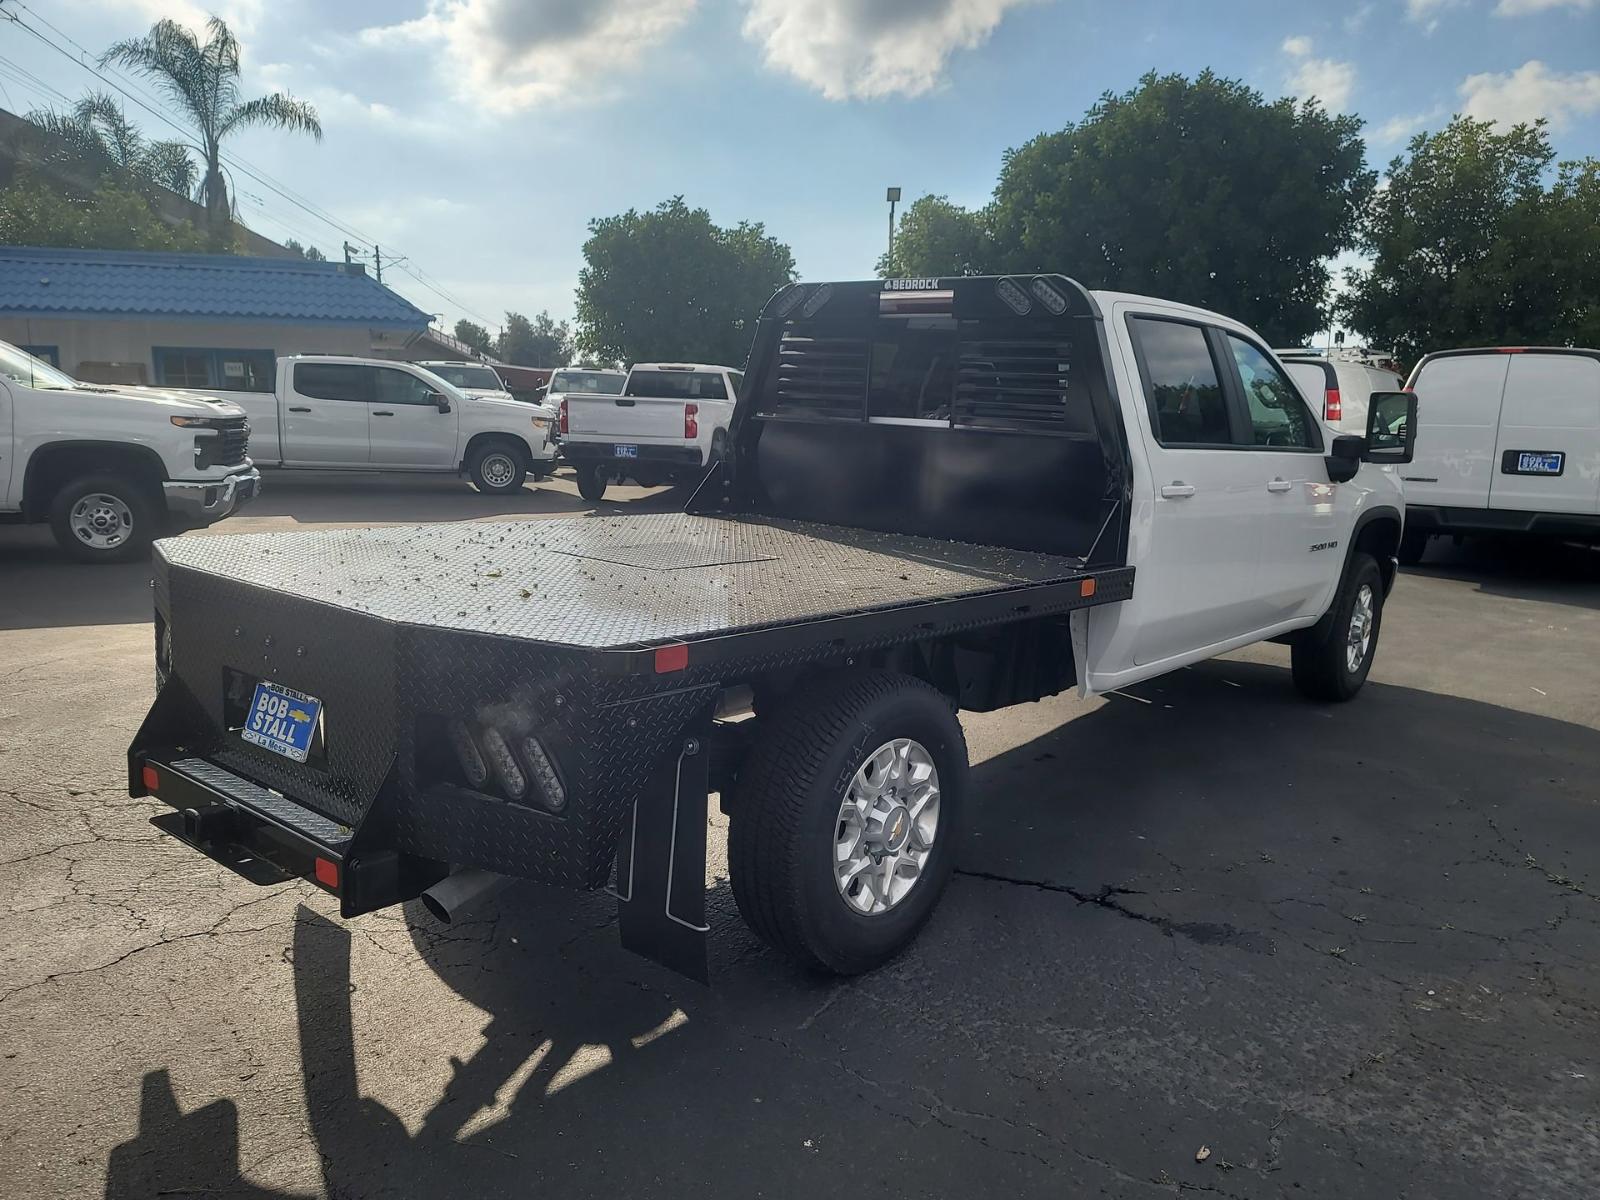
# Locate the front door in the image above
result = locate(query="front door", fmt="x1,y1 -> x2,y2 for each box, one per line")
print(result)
1223,334 -> 1342,625
1119,312 -> 1271,667
281,362 -> 371,465
369,367 -> 458,467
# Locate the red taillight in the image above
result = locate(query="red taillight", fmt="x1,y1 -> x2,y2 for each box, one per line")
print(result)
654,643 -> 689,673
140,764 -> 159,792
1324,388 -> 1342,421
1496,347 -> 1527,354
314,857 -> 340,889
684,403 -> 698,439
558,398 -> 569,434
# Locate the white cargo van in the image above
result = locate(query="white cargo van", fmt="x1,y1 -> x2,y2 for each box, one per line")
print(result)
1279,354 -> 1404,435
1400,347 -> 1600,562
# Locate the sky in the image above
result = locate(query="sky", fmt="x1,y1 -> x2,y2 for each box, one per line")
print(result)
5,0 -> 1600,338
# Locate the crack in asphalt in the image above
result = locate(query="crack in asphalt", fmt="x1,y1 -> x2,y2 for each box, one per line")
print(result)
955,869 -> 1276,955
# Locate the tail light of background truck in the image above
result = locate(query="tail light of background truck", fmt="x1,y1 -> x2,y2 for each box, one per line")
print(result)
1324,387 -> 1342,421
684,403 -> 698,438
559,398 -> 569,435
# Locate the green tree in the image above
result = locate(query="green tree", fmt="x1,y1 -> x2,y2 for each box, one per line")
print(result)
1342,117 -> 1600,359
985,71 -> 1373,344
282,239 -> 327,261
878,195 -> 993,277
498,310 -> 572,366
0,171 -> 209,251
101,17 -> 320,239
453,319 -> 494,356
576,196 -> 796,366
24,91 -> 197,196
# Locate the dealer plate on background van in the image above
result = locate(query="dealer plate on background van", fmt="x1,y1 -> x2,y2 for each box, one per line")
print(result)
1513,451 -> 1564,475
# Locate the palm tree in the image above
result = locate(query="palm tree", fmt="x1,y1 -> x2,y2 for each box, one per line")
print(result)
100,16 -> 320,233
24,91 -> 197,196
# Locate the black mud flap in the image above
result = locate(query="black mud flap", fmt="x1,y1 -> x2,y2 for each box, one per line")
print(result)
614,724 -> 711,985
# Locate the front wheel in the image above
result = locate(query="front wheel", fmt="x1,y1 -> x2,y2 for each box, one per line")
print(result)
729,670 -> 968,974
1291,552 -> 1385,702
467,440 -> 527,495
48,473 -> 161,563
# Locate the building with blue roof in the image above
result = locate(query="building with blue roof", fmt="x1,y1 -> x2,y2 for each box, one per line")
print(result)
0,246 -> 437,392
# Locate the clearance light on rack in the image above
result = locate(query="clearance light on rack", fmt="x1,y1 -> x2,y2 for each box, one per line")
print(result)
879,287 -> 954,316
996,277 -> 1032,315
1029,277 -> 1070,315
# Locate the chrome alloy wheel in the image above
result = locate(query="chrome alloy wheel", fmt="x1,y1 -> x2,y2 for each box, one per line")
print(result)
70,492 -> 134,551
480,452 -> 518,488
1347,582 -> 1375,674
834,738 -> 940,915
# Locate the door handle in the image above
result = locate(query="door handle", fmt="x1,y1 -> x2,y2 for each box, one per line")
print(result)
372,410 -> 394,417
1160,483 -> 1196,499
614,398 -> 636,406
1266,478 -> 1293,493
288,406 -> 311,413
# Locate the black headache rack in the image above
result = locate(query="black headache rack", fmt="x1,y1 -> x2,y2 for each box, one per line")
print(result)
130,274 -> 1135,982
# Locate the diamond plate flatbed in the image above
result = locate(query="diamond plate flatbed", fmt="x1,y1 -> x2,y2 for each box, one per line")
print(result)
157,513 -> 1132,659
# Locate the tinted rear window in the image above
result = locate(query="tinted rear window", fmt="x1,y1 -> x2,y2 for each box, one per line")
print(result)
626,370 -> 727,400
550,371 -> 625,394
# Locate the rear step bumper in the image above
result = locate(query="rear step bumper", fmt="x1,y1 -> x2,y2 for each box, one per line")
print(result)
134,753 -> 446,918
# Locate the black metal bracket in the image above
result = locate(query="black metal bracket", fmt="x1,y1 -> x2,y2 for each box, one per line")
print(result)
612,718 -> 713,984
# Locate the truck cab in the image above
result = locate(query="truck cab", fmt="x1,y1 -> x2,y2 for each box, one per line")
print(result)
558,362 -> 742,500
0,338 -> 259,561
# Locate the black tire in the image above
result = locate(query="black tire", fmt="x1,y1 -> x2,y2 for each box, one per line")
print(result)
1291,552 -> 1385,702
467,439 -> 527,495
1397,527 -> 1428,566
529,465 -> 553,482
48,472 -> 161,564
708,429 -> 728,465
728,670 -> 968,974
576,464 -> 608,502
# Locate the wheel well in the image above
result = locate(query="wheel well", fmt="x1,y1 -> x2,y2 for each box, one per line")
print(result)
1353,512 -> 1402,593
460,431 -> 532,472
23,442 -> 166,520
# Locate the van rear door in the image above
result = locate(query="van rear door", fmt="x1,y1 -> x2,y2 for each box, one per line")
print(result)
1486,352 -> 1600,517
1407,354 -> 1510,509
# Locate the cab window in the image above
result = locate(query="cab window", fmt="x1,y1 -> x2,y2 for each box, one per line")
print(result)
293,362 -> 373,402
1128,317 -> 1231,446
1228,337 -> 1318,449
376,368 -> 443,406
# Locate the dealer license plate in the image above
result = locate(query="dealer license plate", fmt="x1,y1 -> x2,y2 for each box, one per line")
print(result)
240,681 -> 322,763
614,443 -> 639,458
1515,451 -> 1564,475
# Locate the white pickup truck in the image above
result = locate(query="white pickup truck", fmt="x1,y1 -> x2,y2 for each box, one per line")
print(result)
130,276 -> 1419,985
233,356 -> 558,493
0,339 -> 259,562
558,362 -> 742,500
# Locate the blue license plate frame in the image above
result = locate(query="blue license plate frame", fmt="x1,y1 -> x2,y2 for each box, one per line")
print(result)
614,443 -> 640,458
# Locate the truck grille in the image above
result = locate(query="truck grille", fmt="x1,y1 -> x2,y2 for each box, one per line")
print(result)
197,417 -> 250,469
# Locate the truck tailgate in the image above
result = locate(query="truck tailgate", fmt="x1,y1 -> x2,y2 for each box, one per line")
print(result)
566,394 -> 685,440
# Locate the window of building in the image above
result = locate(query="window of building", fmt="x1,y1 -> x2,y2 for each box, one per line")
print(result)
1129,317 -> 1231,446
20,344 -> 60,367
153,348 -> 275,392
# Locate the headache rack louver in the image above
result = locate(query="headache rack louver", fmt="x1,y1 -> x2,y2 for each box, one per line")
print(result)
769,333 -> 869,417
955,338 -> 1076,431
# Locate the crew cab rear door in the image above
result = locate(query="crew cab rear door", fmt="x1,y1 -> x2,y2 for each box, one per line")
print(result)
280,361 -> 371,466
1487,352 -> 1600,516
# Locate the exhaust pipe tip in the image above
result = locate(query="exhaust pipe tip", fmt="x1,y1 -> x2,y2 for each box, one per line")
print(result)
420,868 -> 512,925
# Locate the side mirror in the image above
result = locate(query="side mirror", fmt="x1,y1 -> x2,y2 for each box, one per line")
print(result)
1362,391 -> 1416,465
429,390 -> 452,413
1326,434 -> 1363,483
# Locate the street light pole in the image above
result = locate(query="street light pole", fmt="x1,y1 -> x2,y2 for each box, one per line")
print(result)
885,186 -> 901,267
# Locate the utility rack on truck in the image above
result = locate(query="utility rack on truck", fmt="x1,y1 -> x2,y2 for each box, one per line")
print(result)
129,274 -> 1145,981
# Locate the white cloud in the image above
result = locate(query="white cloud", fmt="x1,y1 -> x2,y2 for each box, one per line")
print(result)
742,0 -> 1036,101
1343,3 -> 1377,32
1370,110 -> 1440,145
1405,0 -> 1460,33
61,0 -> 266,36
1494,0 -> 1597,13
1281,36 -> 1355,112
1460,59 -> 1600,130
360,0 -> 697,114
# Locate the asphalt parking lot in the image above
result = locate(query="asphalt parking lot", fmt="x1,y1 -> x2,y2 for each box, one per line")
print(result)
3,472 -> 1598,1199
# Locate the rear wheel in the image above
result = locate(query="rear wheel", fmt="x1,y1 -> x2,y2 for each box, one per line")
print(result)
48,473 -> 161,563
728,670 -> 967,974
1292,552 -> 1385,702
467,440 -> 527,495
577,464 -> 609,502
